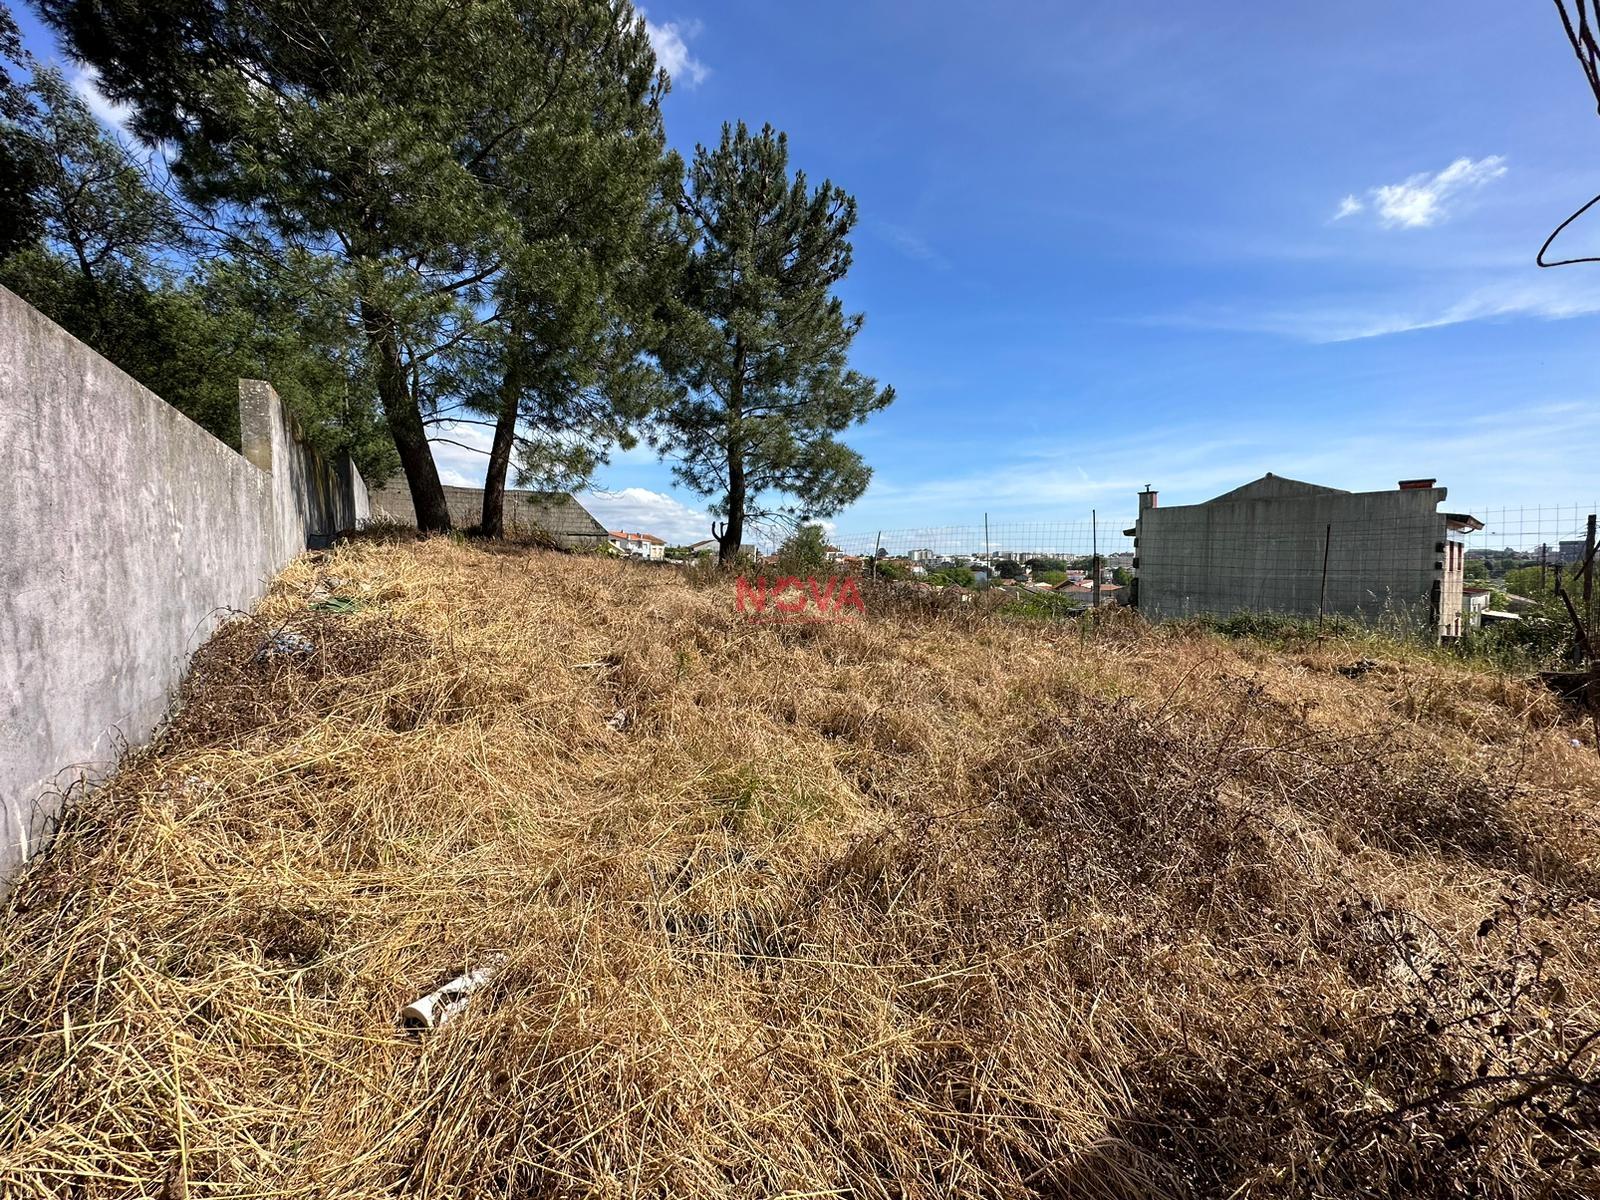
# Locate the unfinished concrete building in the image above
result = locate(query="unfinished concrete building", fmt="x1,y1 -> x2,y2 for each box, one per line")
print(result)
1130,474 -> 1482,638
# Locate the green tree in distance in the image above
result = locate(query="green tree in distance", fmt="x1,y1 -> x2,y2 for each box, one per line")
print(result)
772,522 -> 831,577
652,122 -> 893,564
1504,565 -> 1557,599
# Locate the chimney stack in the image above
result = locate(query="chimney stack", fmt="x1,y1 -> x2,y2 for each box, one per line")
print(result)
1139,485 -> 1159,511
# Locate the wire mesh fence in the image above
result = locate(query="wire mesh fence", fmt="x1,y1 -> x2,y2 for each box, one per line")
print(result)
827,501 -> 1598,633
829,520 -> 1135,563
1465,503 -> 1599,560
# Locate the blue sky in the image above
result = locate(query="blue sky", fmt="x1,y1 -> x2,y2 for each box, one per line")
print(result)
19,2 -> 1600,543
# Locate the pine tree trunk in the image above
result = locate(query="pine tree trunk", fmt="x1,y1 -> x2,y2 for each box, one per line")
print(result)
480,384 -> 518,539
363,302 -> 451,533
718,340 -> 746,566
720,459 -> 745,566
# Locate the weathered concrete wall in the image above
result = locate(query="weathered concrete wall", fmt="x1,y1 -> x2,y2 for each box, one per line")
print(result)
241,379 -> 369,554
0,286 -> 369,881
370,480 -> 608,550
1135,478 -> 1450,631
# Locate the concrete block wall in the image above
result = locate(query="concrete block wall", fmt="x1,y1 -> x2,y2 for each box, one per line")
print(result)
0,286 -> 369,882
1135,480 -> 1449,631
369,480 -> 608,550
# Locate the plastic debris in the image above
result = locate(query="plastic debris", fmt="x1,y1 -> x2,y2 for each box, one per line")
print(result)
607,708 -> 629,731
399,955 -> 505,1033
255,630 -> 314,661
1337,658 -> 1379,679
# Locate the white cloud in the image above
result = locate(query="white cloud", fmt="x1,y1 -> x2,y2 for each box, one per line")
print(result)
578,486 -> 712,544
640,9 -> 708,87
836,400 -> 1600,535
427,420 -> 493,488
424,434 -> 713,543
1332,194 -> 1364,221
1336,156 -> 1507,230
69,66 -> 132,130
1160,272 -> 1600,343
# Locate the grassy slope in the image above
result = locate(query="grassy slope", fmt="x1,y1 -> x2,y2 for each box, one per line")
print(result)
1,536 -> 1597,1199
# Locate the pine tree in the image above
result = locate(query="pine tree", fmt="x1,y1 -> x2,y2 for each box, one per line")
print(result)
652,122 -> 893,564
38,0 -> 664,531
459,44 -> 668,536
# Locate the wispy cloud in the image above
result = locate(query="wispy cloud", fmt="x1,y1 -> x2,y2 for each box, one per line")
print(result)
640,9 -> 709,87
1332,194 -> 1364,221
427,421 -> 493,488
1159,272 -> 1600,343
841,401 -> 1600,530
425,428 -> 711,542
879,222 -> 950,269
1334,156 -> 1508,230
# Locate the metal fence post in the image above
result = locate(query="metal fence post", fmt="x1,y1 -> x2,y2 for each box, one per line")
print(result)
1585,513 -> 1596,634
1091,510 -> 1100,610
1318,522 -> 1332,633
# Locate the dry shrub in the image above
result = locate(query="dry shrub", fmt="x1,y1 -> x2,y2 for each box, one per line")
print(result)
1,540 -> 1597,1199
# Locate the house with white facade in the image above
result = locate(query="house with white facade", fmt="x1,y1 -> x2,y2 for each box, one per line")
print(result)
609,530 -> 667,560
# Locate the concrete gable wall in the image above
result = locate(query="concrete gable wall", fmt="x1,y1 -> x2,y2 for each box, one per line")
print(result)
1136,485 -> 1448,630
0,286 -> 369,881
1204,474 -> 1348,504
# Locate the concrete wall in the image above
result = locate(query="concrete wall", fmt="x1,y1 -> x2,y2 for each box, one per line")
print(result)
1135,476 -> 1452,632
370,480 -> 608,550
241,379 -> 370,554
0,286 -> 369,880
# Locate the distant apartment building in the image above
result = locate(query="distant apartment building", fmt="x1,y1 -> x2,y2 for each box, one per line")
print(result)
609,530 -> 667,560
1561,539 -> 1589,565
1130,474 -> 1482,639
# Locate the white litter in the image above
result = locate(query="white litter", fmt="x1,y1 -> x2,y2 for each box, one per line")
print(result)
399,955 -> 505,1033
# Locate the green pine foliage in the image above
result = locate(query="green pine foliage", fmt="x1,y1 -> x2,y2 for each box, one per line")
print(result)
651,122 -> 894,563
37,0 -> 676,530
14,5 -> 895,539
772,523 -> 832,577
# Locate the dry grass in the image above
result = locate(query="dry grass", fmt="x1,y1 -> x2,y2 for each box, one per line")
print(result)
2,536 -> 1598,1199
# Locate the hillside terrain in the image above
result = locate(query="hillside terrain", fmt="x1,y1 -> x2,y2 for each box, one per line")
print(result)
2,536 -> 1597,1199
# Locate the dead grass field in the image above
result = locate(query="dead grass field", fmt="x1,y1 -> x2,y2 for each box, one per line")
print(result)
2,535 -> 1598,1199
